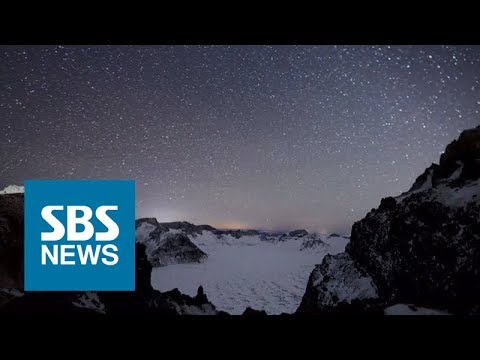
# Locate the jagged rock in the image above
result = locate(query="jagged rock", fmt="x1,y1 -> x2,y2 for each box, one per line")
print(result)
242,307 -> 267,316
297,253 -> 378,313
438,125 -> 480,181
1,242 -> 221,316
348,192 -> 480,311
288,229 -> 308,237
298,126 -> 480,314
95,243 -> 217,315
300,237 -> 327,251
136,219 -> 208,267
348,127 -> 480,312
148,233 -> 207,267
195,285 -> 208,304
0,197 -> 222,316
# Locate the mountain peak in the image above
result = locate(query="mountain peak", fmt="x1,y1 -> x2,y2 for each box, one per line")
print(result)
438,125 -> 480,181
403,125 -> 480,196
299,125 -> 480,315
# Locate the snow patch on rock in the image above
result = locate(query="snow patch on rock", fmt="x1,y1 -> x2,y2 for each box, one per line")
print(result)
135,222 -> 157,244
434,179 -> 480,207
72,292 -> 106,314
170,302 -> 218,315
0,185 -> 24,195
308,253 -> 378,309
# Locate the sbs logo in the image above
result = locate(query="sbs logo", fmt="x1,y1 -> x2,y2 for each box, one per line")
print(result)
25,180 -> 135,291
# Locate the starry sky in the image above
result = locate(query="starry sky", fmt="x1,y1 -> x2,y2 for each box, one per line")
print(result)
1,45 -> 479,234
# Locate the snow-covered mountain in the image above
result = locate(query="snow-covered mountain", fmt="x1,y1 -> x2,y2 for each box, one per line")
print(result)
136,218 -> 207,267
298,125 -> 480,315
135,219 -> 349,314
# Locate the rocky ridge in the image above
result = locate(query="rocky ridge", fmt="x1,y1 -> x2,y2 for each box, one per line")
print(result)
0,196 -> 223,316
298,125 -> 480,314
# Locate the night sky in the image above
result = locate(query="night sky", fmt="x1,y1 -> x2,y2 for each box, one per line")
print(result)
1,45 -> 479,233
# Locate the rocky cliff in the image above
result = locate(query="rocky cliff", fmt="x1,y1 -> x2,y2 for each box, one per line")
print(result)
298,125 -> 480,314
135,219 -> 208,267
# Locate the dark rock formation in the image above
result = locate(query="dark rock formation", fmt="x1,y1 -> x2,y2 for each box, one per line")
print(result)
278,229 -> 309,242
1,241 -> 221,316
136,219 -> 208,267
194,285 -> 209,304
438,125 -> 480,182
300,238 -> 326,251
328,233 -> 348,239
288,229 -> 308,237
0,193 -> 24,289
0,196 -> 222,316
298,253 -> 379,313
146,233 -> 207,267
299,126 -> 480,314
242,307 -> 267,316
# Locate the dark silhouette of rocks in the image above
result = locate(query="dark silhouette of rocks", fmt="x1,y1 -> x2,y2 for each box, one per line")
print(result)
0,193 -> 24,289
288,229 -> 308,237
242,307 -> 267,316
0,197 -> 221,316
299,125 -> 480,315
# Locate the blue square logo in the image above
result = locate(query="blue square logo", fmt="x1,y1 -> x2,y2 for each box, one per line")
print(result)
24,180 -> 135,291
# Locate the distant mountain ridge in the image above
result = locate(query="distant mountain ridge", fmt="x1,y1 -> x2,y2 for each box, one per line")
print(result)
135,218 -> 350,269
136,218 -> 348,242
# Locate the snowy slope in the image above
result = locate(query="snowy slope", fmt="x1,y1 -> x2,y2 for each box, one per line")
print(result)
151,229 -> 349,314
298,125 -> 480,315
395,162 -> 480,208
